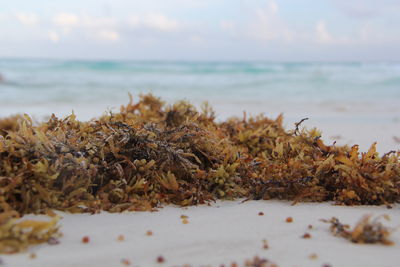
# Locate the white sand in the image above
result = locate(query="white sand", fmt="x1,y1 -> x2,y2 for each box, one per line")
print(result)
2,200 -> 399,267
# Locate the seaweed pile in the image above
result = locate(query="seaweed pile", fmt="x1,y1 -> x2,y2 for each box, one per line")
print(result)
0,94 -> 399,217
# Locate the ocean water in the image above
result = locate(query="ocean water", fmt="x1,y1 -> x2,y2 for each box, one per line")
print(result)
0,59 -> 399,151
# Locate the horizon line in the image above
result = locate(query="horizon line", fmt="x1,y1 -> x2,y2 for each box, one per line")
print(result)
1,56 -> 400,64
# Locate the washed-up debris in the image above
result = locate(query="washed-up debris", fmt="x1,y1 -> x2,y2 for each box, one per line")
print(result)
308,253 -> 318,260
121,258 -> 131,266
156,255 -> 165,263
262,239 -> 269,249
178,256 -> 277,267
81,236 -> 90,244
321,214 -> 394,245
0,211 -> 60,254
244,256 -> 277,267
146,230 -> 153,236
301,233 -> 311,239
0,94 -> 399,252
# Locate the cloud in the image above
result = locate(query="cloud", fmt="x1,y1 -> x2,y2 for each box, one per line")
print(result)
220,20 -> 237,36
220,0 -> 293,43
15,12 -> 39,26
266,0 -> 279,15
217,1 -> 399,47
49,12 -> 179,44
80,15 -> 117,29
251,6 -> 282,41
48,31 -> 60,43
53,13 -> 118,30
53,13 -> 79,27
128,16 -> 140,27
315,20 -> 333,44
2,1 -> 399,60
333,0 -> 377,18
51,13 -> 120,43
332,0 -> 400,19
314,19 -> 400,46
355,23 -> 400,44
127,13 -> 180,32
144,13 -> 179,31
251,0 -> 295,42
189,34 -> 205,44
96,30 -> 120,42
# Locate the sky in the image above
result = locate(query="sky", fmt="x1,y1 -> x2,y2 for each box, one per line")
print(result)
1,0 -> 400,61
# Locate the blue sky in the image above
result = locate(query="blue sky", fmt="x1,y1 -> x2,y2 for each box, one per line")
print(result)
1,0 -> 399,61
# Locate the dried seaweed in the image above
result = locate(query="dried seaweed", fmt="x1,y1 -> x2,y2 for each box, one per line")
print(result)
177,255 -> 277,267
0,94 -> 398,218
244,256 -> 278,267
0,115 -> 22,137
0,94 -> 397,252
0,211 -> 60,254
321,215 -> 394,245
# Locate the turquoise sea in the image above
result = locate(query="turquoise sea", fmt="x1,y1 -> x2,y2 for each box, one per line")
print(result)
0,59 -> 399,152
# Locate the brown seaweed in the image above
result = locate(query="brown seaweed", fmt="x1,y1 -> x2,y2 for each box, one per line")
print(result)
0,94 -> 399,252
177,255 -> 277,267
321,215 -> 394,245
0,211 -> 60,254
0,94 -> 398,217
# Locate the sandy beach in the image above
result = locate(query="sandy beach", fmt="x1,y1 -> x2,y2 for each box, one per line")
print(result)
2,0 -> 400,266
2,200 -> 399,267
